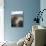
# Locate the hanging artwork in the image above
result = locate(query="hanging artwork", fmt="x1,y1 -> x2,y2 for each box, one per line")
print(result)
11,11 -> 24,27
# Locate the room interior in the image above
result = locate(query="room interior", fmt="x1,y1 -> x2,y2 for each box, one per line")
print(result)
0,0 -> 46,46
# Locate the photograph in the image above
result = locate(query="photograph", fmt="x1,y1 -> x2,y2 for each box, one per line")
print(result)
11,14 -> 24,27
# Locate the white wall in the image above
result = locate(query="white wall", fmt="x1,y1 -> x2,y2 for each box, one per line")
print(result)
0,0 -> 4,42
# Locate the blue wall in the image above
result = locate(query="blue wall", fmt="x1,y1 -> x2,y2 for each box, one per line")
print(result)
40,0 -> 46,27
40,0 -> 46,44
4,0 -> 40,42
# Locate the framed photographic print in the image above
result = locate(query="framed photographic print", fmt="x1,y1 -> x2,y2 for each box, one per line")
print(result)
11,11 -> 24,27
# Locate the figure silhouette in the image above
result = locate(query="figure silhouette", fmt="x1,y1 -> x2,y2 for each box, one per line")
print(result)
34,16 -> 40,23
